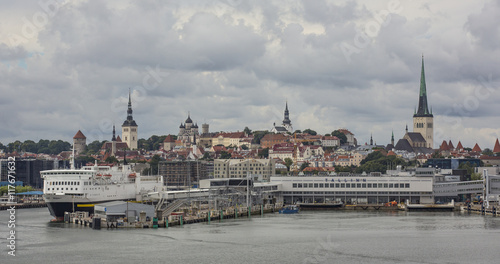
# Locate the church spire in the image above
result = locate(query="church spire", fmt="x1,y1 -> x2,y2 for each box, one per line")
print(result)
123,88 -> 137,127
112,124 -> 116,141
414,55 -> 432,117
391,130 -> 394,146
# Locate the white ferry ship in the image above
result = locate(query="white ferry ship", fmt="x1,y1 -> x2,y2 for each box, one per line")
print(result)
42,161 -> 164,220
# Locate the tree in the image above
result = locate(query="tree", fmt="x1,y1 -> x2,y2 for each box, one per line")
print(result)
300,162 -> 310,171
149,155 -> 161,175
259,148 -> 269,158
252,131 -> 269,144
219,151 -> 231,159
243,127 -> 252,135
293,130 -> 302,134
303,129 -> 317,136
105,156 -> 119,164
21,140 -> 37,153
201,152 -> 212,161
241,144 -> 249,150
482,148 -> 494,156
471,172 -> 483,181
332,130 -> 348,145
284,158 -> 293,171
87,140 -> 104,154
431,150 -> 443,159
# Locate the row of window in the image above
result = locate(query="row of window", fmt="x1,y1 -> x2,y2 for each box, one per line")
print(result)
47,181 -> 81,186
292,183 -> 411,189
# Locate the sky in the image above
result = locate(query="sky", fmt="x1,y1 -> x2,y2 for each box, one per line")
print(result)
1,0 -> 499,150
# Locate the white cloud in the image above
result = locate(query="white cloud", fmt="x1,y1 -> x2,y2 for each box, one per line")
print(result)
1,0 -> 499,150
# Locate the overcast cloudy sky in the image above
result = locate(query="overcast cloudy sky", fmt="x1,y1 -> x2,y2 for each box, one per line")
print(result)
1,0 -> 499,150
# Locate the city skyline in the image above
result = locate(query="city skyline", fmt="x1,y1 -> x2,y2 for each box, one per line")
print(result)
1,1 -> 499,149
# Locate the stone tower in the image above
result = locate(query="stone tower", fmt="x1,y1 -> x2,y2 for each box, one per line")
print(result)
121,89 -> 138,150
413,56 -> 434,149
73,130 -> 86,155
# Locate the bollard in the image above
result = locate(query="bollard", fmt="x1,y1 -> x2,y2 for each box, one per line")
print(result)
180,215 -> 183,226
248,206 -> 251,218
235,208 -> 238,219
165,217 -> 168,228
208,211 -> 211,224
261,205 -> 264,216
220,209 -> 223,222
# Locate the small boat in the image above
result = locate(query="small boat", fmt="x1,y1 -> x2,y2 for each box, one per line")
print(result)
279,205 -> 299,214
128,173 -> 136,178
103,174 -> 112,178
95,173 -> 102,178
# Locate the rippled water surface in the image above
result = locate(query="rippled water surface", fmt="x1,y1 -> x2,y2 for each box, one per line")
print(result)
1,208 -> 500,263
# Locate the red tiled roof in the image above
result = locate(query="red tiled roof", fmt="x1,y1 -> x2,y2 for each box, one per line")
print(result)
440,140 -> 449,151
472,143 -> 481,153
164,135 -> 176,143
456,141 -> 464,150
494,138 -> 500,153
73,130 -> 86,139
448,140 -> 454,150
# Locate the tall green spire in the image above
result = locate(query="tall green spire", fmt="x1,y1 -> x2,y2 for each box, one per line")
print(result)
414,55 -> 433,117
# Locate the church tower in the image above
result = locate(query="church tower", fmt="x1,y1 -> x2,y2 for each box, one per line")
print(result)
282,101 -> 293,133
413,56 -> 434,149
122,89 -> 138,150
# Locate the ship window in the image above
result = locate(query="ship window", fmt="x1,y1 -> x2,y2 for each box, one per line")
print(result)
357,183 -> 361,188
367,183 -> 372,188
298,183 -> 302,188
405,183 -> 410,188
319,183 -> 324,188
314,183 -> 318,188
362,183 -> 366,188
384,183 -> 388,188
292,183 -> 297,188
309,183 -> 313,188
335,183 -> 340,188
71,188 -> 73,190
378,183 -> 383,188
389,184 -> 393,188
394,184 -> 399,188
341,183 -> 345,188
57,188 -> 59,190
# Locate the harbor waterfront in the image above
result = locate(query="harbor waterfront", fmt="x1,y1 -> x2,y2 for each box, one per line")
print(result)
2,208 -> 500,263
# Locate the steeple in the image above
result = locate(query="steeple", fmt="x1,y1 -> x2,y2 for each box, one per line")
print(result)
370,133 -> 373,145
405,124 -> 408,133
112,124 -> 116,141
414,55 -> 432,117
123,88 -> 137,127
391,131 -> 394,146
283,101 -> 291,125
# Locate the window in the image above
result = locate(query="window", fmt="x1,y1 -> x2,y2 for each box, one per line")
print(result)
341,183 -> 345,188
319,183 -> 324,188
362,183 -> 366,188
309,183 -> 313,188
293,183 -> 297,188
384,183 -> 388,188
314,183 -> 318,188
346,183 -> 350,188
405,183 -> 410,188
394,184 -> 399,188
367,183 -> 372,188
357,183 -> 361,188
389,184 -> 393,188
335,183 -> 340,188
298,183 -> 302,188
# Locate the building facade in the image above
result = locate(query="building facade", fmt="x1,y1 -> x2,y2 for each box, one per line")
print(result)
159,160 -> 210,188
214,159 -> 275,181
